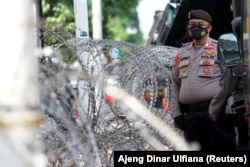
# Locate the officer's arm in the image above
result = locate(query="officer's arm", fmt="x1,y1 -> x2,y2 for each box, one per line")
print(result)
209,67 -> 238,121
171,53 -> 182,118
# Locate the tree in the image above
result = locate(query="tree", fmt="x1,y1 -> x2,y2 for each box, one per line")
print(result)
42,0 -> 75,34
42,0 -> 142,41
100,0 -> 143,44
41,0 -> 143,64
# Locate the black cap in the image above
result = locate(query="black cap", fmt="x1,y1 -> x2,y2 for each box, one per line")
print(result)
188,10 -> 212,23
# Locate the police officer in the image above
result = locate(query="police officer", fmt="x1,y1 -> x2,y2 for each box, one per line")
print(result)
209,17 -> 249,150
231,17 -> 249,150
171,9 -> 235,150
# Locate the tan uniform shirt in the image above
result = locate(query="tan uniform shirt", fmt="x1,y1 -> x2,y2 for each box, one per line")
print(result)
171,38 -> 225,118
209,68 -> 238,118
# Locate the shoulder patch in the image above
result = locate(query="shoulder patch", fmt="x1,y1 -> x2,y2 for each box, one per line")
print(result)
172,53 -> 180,67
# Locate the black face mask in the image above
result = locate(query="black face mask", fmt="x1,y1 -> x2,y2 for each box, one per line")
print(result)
189,25 -> 208,40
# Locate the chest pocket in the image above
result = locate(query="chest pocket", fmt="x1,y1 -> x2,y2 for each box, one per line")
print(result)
198,59 -> 221,77
178,59 -> 189,78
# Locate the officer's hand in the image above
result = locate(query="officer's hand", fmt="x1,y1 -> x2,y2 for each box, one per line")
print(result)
209,111 -> 216,122
174,115 -> 184,130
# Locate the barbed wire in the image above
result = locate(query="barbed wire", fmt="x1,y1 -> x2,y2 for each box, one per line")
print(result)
36,23 -> 197,167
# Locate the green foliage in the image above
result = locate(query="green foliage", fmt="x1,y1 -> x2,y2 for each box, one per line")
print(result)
58,45 -> 77,64
101,0 -> 143,44
42,0 -> 75,34
42,0 -> 75,64
41,0 -> 143,64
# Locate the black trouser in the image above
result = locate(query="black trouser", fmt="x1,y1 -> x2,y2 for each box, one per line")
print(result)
216,112 -> 237,151
237,109 -> 249,150
183,108 -> 236,151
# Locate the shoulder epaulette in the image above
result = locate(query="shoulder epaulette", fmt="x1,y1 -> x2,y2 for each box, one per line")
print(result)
210,38 -> 218,43
181,42 -> 192,48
